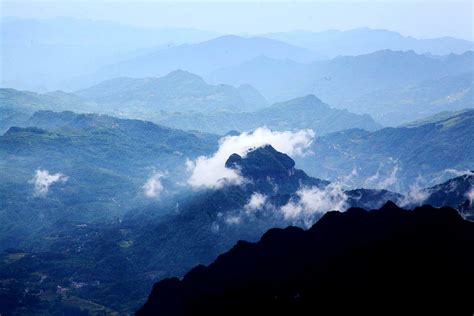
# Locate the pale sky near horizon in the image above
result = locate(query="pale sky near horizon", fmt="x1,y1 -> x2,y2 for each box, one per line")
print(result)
1,0 -> 473,40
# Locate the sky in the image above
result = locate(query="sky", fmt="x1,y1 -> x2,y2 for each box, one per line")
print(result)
1,0 -> 473,40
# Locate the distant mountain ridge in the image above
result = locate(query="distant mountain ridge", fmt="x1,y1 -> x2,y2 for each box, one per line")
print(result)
4,18 -> 473,91
345,71 -> 474,126
86,35 -> 319,86
1,86 -> 381,136
76,70 -> 269,113
154,94 -> 381,135
209,50 -> 474,105
263,28 -> 474,57
296,109 -> 474,192
0,17 -> 219,91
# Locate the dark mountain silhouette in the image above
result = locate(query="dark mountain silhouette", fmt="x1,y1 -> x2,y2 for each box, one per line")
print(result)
137,202 -> 474,315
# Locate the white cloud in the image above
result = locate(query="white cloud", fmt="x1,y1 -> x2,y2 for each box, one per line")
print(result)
466,187 -> 474,207
400,182 -> 429,207
442,169 -> 474,177
143,171 -> 165,198
280,183 -> 348,227
364,163 -> 399,190
244,192 -> 267,213
224,215 -> 242,225
429,169 -> 474,187
30,169 -> 68,197
186,127 -> 315,189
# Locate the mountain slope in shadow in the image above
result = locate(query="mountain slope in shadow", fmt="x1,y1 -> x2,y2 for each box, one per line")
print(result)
137,202 -> 474,315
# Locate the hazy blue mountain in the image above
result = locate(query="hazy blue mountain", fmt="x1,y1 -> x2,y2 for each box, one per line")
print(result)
207,55 -> 312,102
251,95 -> 380,133
1,86 -> 378,137
345,72 -> 474,126
0,111 -> 218,250
155,95 -> 381,135
75,70 -> 268,113
88,35 -> 319,86
137,202 -> 474,316
402,109 -> 474,128
0,88 -> 96,133
0,71 -> 269,132
209,50 -> 474,105
205,56 -> 311,102
0,107 -> 31,134
0,88 -> 88,112
296,109 -> 474,192
0,17 -> 219,91
263,28 -> 474,57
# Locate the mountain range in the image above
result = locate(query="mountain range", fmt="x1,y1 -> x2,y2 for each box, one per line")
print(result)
0,78 -> 381,136
296,109 -> 474,191
0,17 -> 218,91
3,18 -> 473,93
75,70 -> 269,113
1,142 -> 472,315
153,94 -> 381,135
2,15 -> 474,316
208,50 -> 474,105
344,71 -> 474,126
84,35 -> 319,88
263,27 -> 474,57
0,111 -> 218,250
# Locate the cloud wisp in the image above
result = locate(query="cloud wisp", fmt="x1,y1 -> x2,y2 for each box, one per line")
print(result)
280,183 -> 348,227
400,182 -> 429,207
30,169 -> 68,197
466,188 -> 474,207
186,127 -> 315,189
143,171 -> 165,198
364,163 -> 399,189
244,192 -> 268,213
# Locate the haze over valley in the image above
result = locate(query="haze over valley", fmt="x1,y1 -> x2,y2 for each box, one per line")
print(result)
1,1 -> 473,315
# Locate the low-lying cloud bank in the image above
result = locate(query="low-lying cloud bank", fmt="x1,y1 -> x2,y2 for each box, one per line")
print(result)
281,183 -> 348,227
186,127 -> 315,189
30,169 -> 68,197
216,184 -> 349,230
